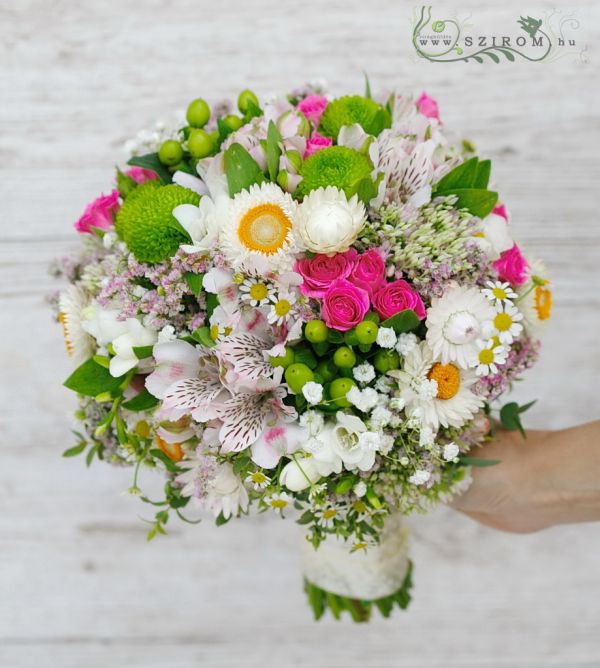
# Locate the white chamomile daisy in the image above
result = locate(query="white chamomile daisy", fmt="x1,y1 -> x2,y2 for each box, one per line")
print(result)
239,277 -> 272,306
426,284 -> 495,369
266,491 -> 292,514
391,341 -> 483,430
482,281 -> 518,306
268,290 -> 298,326
474,339 -> 508,376
245,470 -> 270,491
221,182 -> 297,272
58,285 -> 95,365
314,506 -> 341,529
485,302 -> 524,345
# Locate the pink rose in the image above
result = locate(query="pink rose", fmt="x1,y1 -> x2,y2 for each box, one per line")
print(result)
303,131 -> 333,159
492,203 -> 508,221
126,166 -> 158,184
321,279 -> 370,331
74,190 -> 120,234
493,244 -> 528,286
295,249 -> 357,298
416,92 -> 440,121
349,249 -> 386,296
372,280 -> 426,321
297,94 -> 329,126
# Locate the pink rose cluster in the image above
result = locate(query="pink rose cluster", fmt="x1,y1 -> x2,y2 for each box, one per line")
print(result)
295,250 -> 426,331
74,190 -> 120,234
493,243 -> 528,286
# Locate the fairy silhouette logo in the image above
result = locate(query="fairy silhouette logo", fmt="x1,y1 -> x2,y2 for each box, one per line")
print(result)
412,7 -> 586,64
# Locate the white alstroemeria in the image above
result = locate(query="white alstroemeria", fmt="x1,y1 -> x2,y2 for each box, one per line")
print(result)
145,339 -> 199,399
81,301 -> 130,347
250,423 -> 307,469
205,463 -> 249,519
109,318 -> 158,377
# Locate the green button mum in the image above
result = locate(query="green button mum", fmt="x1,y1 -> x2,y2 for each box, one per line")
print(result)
296,146 -> 373,199
114,180 -> 161,238
121,184 -> 200,263
319,95 -> 391,139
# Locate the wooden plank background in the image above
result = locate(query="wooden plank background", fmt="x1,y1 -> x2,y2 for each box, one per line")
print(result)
1,1 -> 599,666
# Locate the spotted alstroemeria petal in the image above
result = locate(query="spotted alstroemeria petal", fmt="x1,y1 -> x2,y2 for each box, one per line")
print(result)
218,333 -> 274,381
163,377 -> 225,412
216,393 -> 268,453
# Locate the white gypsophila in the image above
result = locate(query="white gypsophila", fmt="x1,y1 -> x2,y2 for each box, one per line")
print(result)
374,375 -> 395,394
484,302 -> 524,345
295,186 -> 366,254
426,284 -> 495,369
443,442 -> 460,462
419,426 -> 435,447
102,232 -> 117,249
158,325 -> 177,343
299,409 -> 324,434
388,414 -> 403,428
302,381 -> 324,405
370,406 -> 393,429
358,431 -> 382,452
58,285 -> 95,365
347,386 -> 379,413
409,469 -> 431,486
353,481 -> 367,498
379,433 -> 395,455
417,378 -> 438,401
396,332 -> 418,356
353,362 -> 376,384
376,326 -> 397,349
389,397 -> 406,411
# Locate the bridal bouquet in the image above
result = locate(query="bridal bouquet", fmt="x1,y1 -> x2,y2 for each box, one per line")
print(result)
52,82 -> 552,621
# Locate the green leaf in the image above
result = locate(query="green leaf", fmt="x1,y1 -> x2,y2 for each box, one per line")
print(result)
458,456 -> 501,467
450,188 -> 498,218
215,512 -> 231,527
184,271 -> 203,296
133,345 -> 154,359
64,358 -> 127,398
326,329 -> 344,344
244,99 -> 263,121
294,348 -> 318,370
127,153 -> 171,184
346,176 -> 377,205
297,510 -> 315,525
364,71 -> 372,99
380,309 -> 421,334
205,293 -> 219,320
150,448 -> 179,473
191,326 -> 216,348
216,117 -> 235,146
266,121 -> 282,182
500,402 -> 526,437
62,442 -> 86,458
122,388 -> 160,412
85,444 -> 98,467
224,143 -> 263,196
436,157 -> 480,191
335,475 -> 357,494
473,159 -> 491,189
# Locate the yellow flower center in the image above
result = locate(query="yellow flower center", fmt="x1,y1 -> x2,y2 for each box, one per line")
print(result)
249,283 -> 268,301
494,312 -> 513,332
58,312 -> 73,355
250,471 -> 267,484
238,203 -> 292,254
478,348 -> 495,365
534,286 -> 552,321
274,299 -> 291,316
353,500 -> 367,514
492,287 -> 508,301
322,509 -> 337,520
270,498 -> 288,509
428,363 -> 461,400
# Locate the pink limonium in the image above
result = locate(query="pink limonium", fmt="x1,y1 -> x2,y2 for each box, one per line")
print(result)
371,280 -> 426,321
295,249 -> 357,298
349,248 -> 387,296
74,190 -> 119,234
492,203 -> 509,221
492,243 -> 529,286
297,94 -> 329,126
321,279 -> 370,331
303,131 -> 332,159
416,92 -> 440,121
126,166 -> 159,184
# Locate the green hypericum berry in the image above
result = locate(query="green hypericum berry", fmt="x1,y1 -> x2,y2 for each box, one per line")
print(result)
356,320 -> 379,345
329,377 -> 356,408
270,347 -> 295,369
123,184 -> 200,263
223,114 -> 244,131
316,360 -> 337,383
333,346 -> 357,369
296,146 -> 372,198
237,89 -> 259,114
284,363 -> 314,394
158,140 -> 184,166
187,129 -> 214,159
114,180 -> 161,238
319,95 -> 390,139
373,349 -> 400,373
305,320 -> 328,343
186,98 -> 211,128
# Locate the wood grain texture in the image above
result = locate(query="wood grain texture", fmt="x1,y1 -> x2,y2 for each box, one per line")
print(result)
1,1 -> 599,666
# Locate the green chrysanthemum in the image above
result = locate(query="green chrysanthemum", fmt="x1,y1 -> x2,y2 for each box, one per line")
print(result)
297,146 -> 373,199
319,95 -> 390,139
114,180 -> 161,238
122,184 -> 200,263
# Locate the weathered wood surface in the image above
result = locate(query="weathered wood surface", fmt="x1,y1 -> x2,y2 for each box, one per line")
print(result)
1,1 -> 599,666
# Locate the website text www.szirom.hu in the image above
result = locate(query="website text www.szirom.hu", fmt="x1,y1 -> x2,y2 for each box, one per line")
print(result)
416,33 -> 577,48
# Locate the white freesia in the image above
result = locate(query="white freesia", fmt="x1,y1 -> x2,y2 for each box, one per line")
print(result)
173,197 -> 221,253
109,319 -> 158,377
322,412 -> 379,472
295,186 -> 366,255
81,301 -> 130,347
280,456 -> 322,492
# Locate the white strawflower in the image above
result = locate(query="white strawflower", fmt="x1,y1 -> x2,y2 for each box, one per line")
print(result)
396,332 -> 418,356
295,186 -> 366,254
353,362 -> 376,383
302,381 -> 323,405
376,326 -> 397,349
443,442 -> 460,461
409,469 -> 431,486
353,481 -> 367,497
